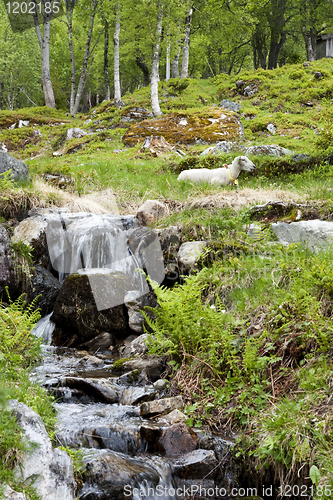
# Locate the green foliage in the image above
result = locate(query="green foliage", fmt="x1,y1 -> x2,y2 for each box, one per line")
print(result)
0,170 -> 16,190
0,289 -> 41,367
167,78 -> 191,94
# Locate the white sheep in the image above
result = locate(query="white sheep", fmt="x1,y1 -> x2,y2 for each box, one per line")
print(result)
177,156 -> 256,186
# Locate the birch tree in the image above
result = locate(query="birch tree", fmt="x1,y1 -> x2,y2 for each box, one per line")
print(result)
113,3 -> 124,106
150,0 -> 163,116
33,0 -> 56,108
180,5 -> 193,78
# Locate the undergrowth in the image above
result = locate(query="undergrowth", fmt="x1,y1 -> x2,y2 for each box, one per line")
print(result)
144,242 -> 333,495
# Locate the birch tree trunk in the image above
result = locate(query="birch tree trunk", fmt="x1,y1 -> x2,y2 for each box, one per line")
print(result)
65,1 -> 76,114
171,50 -> 180,78
151,1 -> 163,117
72,0 -> 99,115
180,6 -> 193,79
113,6 -> 124,107
33,11 -> 56,108
302,28 -> 317,61
104,20 -> 111,101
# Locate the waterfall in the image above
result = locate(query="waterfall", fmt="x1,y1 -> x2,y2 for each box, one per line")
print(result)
31,313 -> 55,345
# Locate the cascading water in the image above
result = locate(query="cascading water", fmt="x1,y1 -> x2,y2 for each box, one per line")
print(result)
28,212 -> 238,500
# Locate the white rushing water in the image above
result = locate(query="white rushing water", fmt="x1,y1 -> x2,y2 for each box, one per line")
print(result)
31,313 -> 55,345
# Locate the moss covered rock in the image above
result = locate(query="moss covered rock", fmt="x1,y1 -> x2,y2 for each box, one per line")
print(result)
122,108 -> 244,146
52,270 -> 131,346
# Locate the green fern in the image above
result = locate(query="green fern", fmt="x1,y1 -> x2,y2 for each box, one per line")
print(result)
0,288 -> 41,366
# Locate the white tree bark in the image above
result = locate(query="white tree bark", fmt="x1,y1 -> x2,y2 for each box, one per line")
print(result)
104,20 -> 111,101
33,10 -> 56,108
180,7 -> 193,79
65,1 -> 76,114
166,44 -> 170,81
151,1 -> 163,117
72,0 -> 100,115
113,6 -> 124,107
171,50 -> 180,78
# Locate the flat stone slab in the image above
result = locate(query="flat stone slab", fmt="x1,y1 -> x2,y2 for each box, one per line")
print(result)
271,220 -> 333,251
140,395 -> 184,417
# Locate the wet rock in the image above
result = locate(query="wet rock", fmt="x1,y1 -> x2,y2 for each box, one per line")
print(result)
120,333 -> 150,356
66,128 -> 87,140
79,448 -> 160,500
140,423 -> 162,446
199,435 -> 238,488
291,153 -> 310,162
52,271 -> 130,346
77,332 -> 114,351
26,265 -> 61,315
116,355 -> 166,382
1,485 -> 27,499
245,144 -> 293,157
266,123 -> 276,135
57,377 -> 119,404
271,220 -> 333,251
0,151 -> 30,183
314,71 -> 322,79
122,108 -> 244,146
0,223 -> 17,297
219,100 -> 242,113
177,241 -> 207,274
136,200 -> 168,226
157,409 -> 187,425
124,292 -> 158,334
120,386 -> 156,405
9,400 -> 75,500
243,84 -> 258,97
56,402 -> 144,454
157,422 -> 198,456
140,395 -> 184,417
170,449 -> 218,479
117,369 -> 148,386
303,61 -> 310,67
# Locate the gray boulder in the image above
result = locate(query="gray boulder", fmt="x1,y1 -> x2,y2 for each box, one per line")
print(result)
0,152 -> 30,183
177,241 -> 207,274
219,99 -> 242,113
245,144 -> 294,157
271,220 -> 333,251
136,200 -> 168,226
1,485 -> 27,499
26,265 -> 61,316
291,154 -> 310,162
124,291 -> 157,333
201,140 -> 237,155
9,400 -> 75,500
79,449 -> 160,500
0,223 -> 17,297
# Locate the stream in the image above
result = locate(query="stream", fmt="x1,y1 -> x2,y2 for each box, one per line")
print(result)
25,211 -> 239,500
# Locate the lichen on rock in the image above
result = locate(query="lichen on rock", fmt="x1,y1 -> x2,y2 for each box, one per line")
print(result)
122,107 -> 244,146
